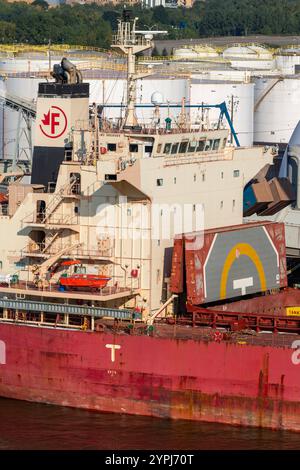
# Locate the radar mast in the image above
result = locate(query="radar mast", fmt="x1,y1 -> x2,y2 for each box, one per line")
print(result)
112,10 -> 167,129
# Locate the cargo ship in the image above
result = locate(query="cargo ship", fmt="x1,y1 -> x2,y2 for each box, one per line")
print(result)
1,11 -> 300,431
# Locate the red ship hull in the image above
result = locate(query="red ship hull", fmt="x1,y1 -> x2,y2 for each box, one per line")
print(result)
1,322 -> 300,431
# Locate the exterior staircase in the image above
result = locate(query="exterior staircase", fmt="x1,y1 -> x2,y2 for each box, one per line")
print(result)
41,177 -> 78,224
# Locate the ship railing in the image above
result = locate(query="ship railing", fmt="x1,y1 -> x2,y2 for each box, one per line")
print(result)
21,243 -> 114,259
0,43 -> 121,55
0,298 -> 138,330
1,280 -> 137,298
112,34 -> 150,48
33,213 -> 79,226
21,179 -> 80,228
40,178 -> 79,222
65,246 -> 115,259
46,182 -> 81,196
95,126 -> 209,136
77,59 -> 127,73
164,150 -> 233,166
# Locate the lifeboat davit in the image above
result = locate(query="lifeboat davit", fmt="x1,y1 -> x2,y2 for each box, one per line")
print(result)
59,274 -> 111,289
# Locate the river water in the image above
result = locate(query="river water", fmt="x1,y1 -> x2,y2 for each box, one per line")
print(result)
0,397 -> 299,450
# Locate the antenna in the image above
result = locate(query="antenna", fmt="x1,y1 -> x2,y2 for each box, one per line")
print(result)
111,12 -> 167,129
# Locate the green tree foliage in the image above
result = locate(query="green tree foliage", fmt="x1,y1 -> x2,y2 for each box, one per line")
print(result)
0,1 -> 111,46
0,19 -> 15,43
0,0 -> 300,47
32,0 -> 49,10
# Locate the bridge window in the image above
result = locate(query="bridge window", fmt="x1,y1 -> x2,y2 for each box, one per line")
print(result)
108,143 -> 117,151
213,139 -> 220,151
205,140 -> 213,151
197,140 -> 205,152
105,174 -> 117,181
171,143 -> 179,154
188,141 -> 197,152
129,144 -> 138,153
179,141 -> 188,153
163,143 -> 171,154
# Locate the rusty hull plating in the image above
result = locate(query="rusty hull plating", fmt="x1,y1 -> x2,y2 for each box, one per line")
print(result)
1,322 -> 300,431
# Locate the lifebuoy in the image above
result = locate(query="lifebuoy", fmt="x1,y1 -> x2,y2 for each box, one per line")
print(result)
212,331 -> 223,342
100,147 -> 107,154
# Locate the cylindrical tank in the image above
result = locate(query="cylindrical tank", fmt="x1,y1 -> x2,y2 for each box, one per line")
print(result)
173,45 -> 218,59
88,77 -> 189,124
173,48 -> 199,59
222,45 -> 274,70
254,77 -> 300,144
275,50 -> 300,74
3,77 -> 40,160
189,79 -> 254,146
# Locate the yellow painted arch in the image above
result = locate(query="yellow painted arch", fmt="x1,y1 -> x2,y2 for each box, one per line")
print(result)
220,243 -> 266,300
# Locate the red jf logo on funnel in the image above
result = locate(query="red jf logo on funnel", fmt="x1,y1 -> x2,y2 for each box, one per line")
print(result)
39,106 -> 67,139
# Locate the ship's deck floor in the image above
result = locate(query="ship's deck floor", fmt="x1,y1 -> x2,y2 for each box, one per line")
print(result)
0,281 -> 140,302
99,320 -> 298,349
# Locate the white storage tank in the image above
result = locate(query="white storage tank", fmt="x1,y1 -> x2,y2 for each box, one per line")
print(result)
0,56 -> 85,73
253,76 -> 300,144
2,76 -> 40,161
90,77 -> 189,125
173,45 -> 218,60
193,45 -> 219,58
189,79 -> 254,146
275,48 -> 300,74
173,48 -> 199,59
223,44 -> 274,70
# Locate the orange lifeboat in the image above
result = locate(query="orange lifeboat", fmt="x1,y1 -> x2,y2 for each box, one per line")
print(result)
59,274 -> 111,289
